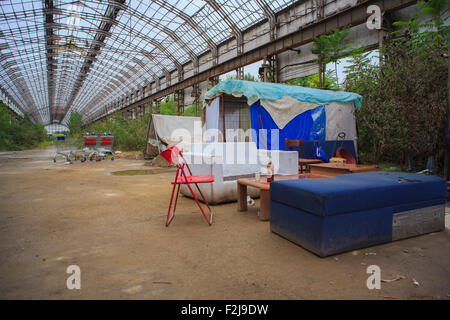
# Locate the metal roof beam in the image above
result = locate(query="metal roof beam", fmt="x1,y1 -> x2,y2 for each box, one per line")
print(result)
59,0 -> 126,123
204,0 -> 243,54
43,0 -> 56,121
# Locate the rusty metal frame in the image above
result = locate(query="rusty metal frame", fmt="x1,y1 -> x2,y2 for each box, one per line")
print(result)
98,0 -> 415,122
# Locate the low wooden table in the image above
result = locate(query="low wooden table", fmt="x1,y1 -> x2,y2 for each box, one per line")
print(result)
299,158 -> 322,173
308,163 -> 380,177
237,173 -> 328,221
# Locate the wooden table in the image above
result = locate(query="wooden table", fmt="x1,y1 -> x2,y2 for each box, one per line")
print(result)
237,173 -> 329,221
299,158 -> 322,173
308,163 -> 380,177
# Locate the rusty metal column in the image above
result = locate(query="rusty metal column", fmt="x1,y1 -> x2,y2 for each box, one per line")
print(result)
236,67 -> 244,80
175,89 -> 185,115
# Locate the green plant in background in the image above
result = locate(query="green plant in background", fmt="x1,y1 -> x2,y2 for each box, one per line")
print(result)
0,102 -> 47,151
344,0 -> 449,171
83,95 -> 202,152
285,70 -> 338,89
311,26 -> 352,89
325,26 -> 353,89
311,34 -> 331,89
67,111 -> 83,136
182,103 -> 203,117
225,73 -> 258,82
160,97 -> 177,115
85,112 -> 150,151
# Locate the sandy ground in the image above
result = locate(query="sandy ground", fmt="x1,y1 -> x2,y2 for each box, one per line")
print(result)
0,147 -> 449,300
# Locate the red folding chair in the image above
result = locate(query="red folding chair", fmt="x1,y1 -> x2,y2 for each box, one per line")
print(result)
160,146 -> 214,226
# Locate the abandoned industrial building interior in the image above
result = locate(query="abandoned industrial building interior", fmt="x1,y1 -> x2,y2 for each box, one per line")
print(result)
0,0 -> 449,302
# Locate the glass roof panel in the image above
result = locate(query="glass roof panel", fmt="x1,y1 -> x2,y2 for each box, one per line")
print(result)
0,0 -> 301,124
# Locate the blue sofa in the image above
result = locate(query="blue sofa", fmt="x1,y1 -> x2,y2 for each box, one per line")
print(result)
270,171 -> 446,257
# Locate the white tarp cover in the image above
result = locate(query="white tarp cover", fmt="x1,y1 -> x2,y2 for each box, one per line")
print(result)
325,102 -> 357,142
150,114 -> 202,152
204,97 -> 220,142
260,96 -> 323,129
204,97 -> 357,144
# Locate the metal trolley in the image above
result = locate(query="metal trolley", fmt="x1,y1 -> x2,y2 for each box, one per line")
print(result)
53,134 -> 77,164
80,133 -> 115,162
97,133 -> 115,160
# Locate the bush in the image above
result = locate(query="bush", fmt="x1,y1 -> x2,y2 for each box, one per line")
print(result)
344,0 -> 449,170
85,113 -> 150,152
0,104 -> 48,151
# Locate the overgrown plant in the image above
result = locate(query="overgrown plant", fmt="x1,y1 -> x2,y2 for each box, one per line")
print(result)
284,70 -> 337,89
311,26 -> 352,88
84,98 -> 201,151
67,111 -> 83,136
0,103 -> 47,151
345,0 -> 449,170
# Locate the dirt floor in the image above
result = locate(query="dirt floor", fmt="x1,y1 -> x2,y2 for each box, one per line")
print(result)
0,147 -> 449,300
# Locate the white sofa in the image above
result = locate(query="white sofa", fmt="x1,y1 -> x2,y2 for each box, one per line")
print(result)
180,142 -> 298,204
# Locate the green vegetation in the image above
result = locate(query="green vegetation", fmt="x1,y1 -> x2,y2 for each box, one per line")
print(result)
75,95 -> 202,152
345,0 -> 449,170
67,111 -> 83,136
225,72 -> 258,82
311,26 -> 352,89
0,103 -> 48,151
154,97 -> 202,117
284,71 -> 338,89
85,112 -> 150,152
283,1 -> 448,172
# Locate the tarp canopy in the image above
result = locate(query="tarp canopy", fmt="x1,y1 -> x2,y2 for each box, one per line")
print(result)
148,114 -> 202,157
204,80 -> 363,110
250,101 -> 326,150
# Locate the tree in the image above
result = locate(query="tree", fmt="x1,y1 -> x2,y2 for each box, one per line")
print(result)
0,102 -> 47,151
225,72 -> 258,82
67,111 -> 83,136
285,70 -> 337,89
311,26 -> 353,88
344,1 -> 449,170
311,35 -> 331,88
325,26 -> 352,88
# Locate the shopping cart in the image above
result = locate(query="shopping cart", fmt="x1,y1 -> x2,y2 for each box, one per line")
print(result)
96,133 -> 115,161
80,133 -> 99,162
53,134 -> 77,164
80,133 -> 115,162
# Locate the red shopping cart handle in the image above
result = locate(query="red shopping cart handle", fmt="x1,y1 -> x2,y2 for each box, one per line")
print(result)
100,138 -> 112,146
84,138 -> 97,146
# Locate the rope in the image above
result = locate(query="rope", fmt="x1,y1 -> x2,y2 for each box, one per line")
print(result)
259,114 -> 268,150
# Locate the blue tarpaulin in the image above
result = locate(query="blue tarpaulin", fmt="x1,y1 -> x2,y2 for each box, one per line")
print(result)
250,101 -> 326,150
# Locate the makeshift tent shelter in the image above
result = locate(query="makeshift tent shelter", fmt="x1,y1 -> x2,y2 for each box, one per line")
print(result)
203,80 -> 362,159
146,114 -> 202,158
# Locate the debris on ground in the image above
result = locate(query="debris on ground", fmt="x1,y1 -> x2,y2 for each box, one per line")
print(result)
152,281 -> 172,285
148,154 -> 172,167
412,279 -> 420,287
381,275 -> 405,283
247,195 -> 255,206
419,253 -> 425,257
361,262 -> 367,266
113,151 -> 141,160
403,249 -> 409,253
351,250 -> 359,256
364,252 -> 377,256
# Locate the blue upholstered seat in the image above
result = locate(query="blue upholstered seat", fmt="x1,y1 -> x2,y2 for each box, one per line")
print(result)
270,171 -> 446,257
